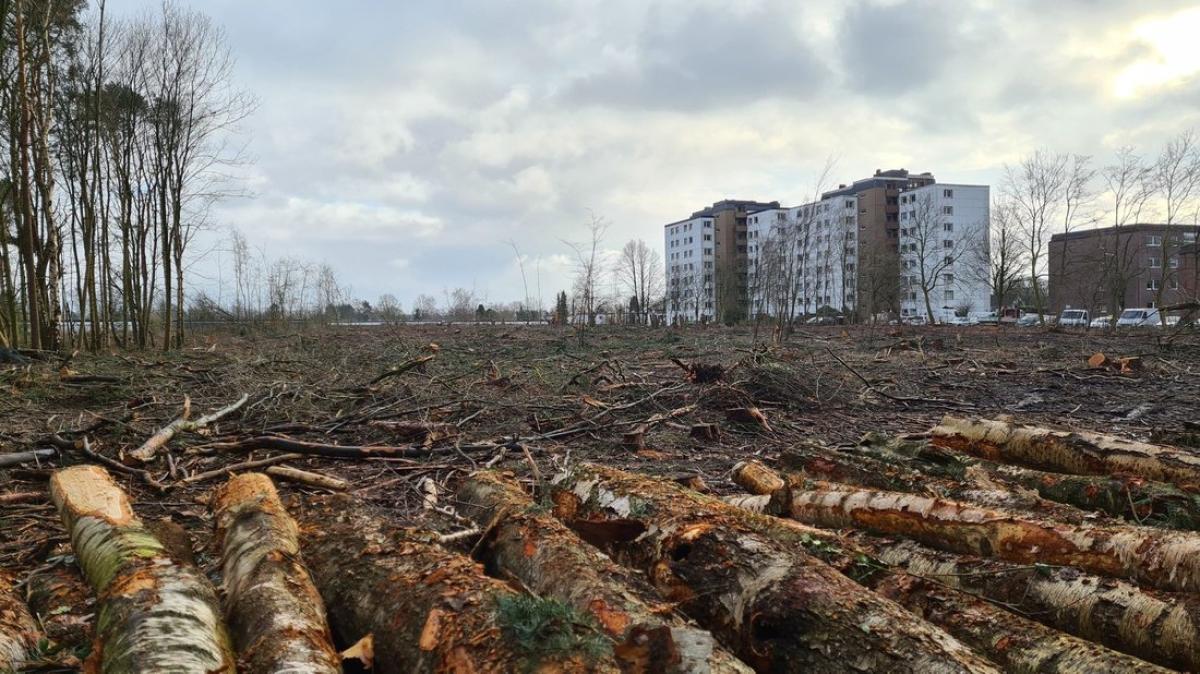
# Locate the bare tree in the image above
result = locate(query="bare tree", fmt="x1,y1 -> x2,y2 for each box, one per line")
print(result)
974,198 -> 1025,313
1003,151 -> 1070,320
1100,147 -> 1155,322
614,238 -> 661,325
563,211 -> 608,327
1152,131 -> 1200,317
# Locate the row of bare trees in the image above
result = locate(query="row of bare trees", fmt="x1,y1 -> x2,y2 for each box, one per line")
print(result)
0,0 -> 250,351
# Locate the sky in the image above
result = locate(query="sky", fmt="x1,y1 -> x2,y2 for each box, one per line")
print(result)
110,0 -> 1200,310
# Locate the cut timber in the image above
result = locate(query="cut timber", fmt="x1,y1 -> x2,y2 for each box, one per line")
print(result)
212,474 -> 341,673
457,471 -> 753,674
0,570 -> 39,672
874,574 -> 1169,674
866,537 -> 1200,672
264,465 -> 349,491
48,465 -> 234,672
129,393 -> 249,463
300,500 -> 621,673
932,415 -> 1200,491
778,484 -> 1200,593
551,464 -> 999,673
730,460 -> 785,495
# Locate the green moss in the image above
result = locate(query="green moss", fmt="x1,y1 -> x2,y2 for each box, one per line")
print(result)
495,594 -> 611,671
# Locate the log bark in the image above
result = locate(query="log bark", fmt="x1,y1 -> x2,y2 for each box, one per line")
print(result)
129,393 -> 249,463
551,464 -> 999,674
299,499 -> 621,673
931,415 -> 1200,491
211,473 -> 341,673
0,570 -> 39,672
26,563 -> 93,659
457,471 -> 753,674
874,574 -> 1169,674
49,465 -> 235,672
777,484 -> 1200,593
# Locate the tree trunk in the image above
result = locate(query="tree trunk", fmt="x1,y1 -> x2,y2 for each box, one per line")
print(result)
49,465 -> 234,672
211,474 -> 341,673
299,499 -> 621,673
874,574 -> 1168,673
551,464 -> 999,673
777,484 -> 1200,593
932,415 -> 1200,491
0,570 -> 40,672
720,461 -> 1200,672
457,471 -> 753,674
25,562 -> 93,659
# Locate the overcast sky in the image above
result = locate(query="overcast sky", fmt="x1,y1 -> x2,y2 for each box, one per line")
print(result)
114,0 -> 1200,309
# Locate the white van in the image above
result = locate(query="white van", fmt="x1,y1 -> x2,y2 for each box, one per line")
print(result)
1116,308 -> 1161,328
1058,309 -> 1089,327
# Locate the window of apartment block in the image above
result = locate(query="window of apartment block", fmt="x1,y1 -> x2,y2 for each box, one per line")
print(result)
1148,256 -> 1161,268
943,222 -> 953,232
1171,279 -> 1180,289
944,256 -> 954,265
1147,235 -> 1162,246
943,189 -> 953,198
945,290 -> 955,300
1147,279 -> 1160,290
703,248 -> 712,256
1169,257 -> 1179,268
943,240 -> 954,249
942,206 -> 954,215
942,273 -> 954,284
703,234 -> 712,241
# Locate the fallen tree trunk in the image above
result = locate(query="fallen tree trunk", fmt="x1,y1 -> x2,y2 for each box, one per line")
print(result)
777,484 -> 1200,593
202,435 -> 505,460
0,448 -> 57,468
551,464 -> 999,673
874,574 -> 1169,674
0,570 -> 39,672
300,499 -> 621,673
49,465 -> 234,672
458,471 -> 753,674
212,473 -> 341,673
931,415 -> 1200,491
722,462 -> 1200,671
129,393 -> 249,463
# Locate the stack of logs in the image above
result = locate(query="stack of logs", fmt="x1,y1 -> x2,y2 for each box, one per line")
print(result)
2,415 -> 1199,672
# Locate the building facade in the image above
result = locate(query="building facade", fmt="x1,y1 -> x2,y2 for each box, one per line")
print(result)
1049,224 -> 1200,315
897,183 -> 991,321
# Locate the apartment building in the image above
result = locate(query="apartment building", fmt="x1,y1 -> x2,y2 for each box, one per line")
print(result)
897,183 -> 991,321
664,199 -> 779,323
1049,224 -> 1200,314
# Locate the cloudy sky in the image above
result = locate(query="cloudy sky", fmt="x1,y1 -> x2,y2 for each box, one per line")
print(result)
115,0 -> 1200,309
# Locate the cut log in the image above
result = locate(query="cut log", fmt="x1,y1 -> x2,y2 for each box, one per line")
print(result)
874,574 -> 1169,673
212,474 -> 341,673
689,423 -> 720,442
49,465 -> 234,672
457,471 -> 753,674
26,562 -> 93,659
776,483 -> 1200,593
0,570 -> 40,672
551,464 -> 999,673
299,499 -> 622,673
264,465 -> 349,491
203,435 -> 503,460
129,393 -> 249,463
931,415 -> 1200,491
730,460 -> 785,495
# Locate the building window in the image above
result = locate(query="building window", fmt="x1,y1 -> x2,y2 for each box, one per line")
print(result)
1169,257 -> 1179,268
942,273 -> 954,284
703,234 -> 712,241
1147,279 -> 1160,291
943,222 -> 953,232
943,189 -> 954,198
944,290 -> 955,301
1148,256 -> 1161,268
943,206 -> 954,215
1147,235 -> 1162,247
944,256 -> 954,265
944,240 -> 954,249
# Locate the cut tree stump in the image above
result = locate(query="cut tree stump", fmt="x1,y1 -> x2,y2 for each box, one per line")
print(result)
621,427 -> 647,451
0,570 -> 40,672
212,473 -> 341,673
457,471 -> 753,674
932,415 -> 1200,491
776,483 -> 1200,593
689,423 -> 720,442
550,464 -> 999,673
731,460 -> 785,495
300,499 -> 622,673
49,465 -> 234,672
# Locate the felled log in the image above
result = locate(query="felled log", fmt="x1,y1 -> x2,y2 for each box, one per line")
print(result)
730,459 -> 785,495
551,464 -> 999,673
874,574 -> 1169,673
300,499 -> 622,673
932,415 -> 1200,491
49,465 -> 234,672
0,570 -> 39,672
203,435 -> 504,460
129,393 -> 249,463
212,474 -> 341,673
457,471 -> 753,673
777,484 -> 1200,593
866,537 -> 1200,672
25,562 -> 93,659
264,465 -> 349,491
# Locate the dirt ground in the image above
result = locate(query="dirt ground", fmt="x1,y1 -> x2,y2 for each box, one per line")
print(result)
2,322 -> 1198,666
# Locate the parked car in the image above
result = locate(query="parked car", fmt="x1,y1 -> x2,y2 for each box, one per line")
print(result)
999,308 -> 1022,325
1116,308 -> 1161,328
1016,313 -> 1041,327
946,315 -> 972,326
974,312 -> 1000,325
1058,309 -> 1089,327
1090,315 -> 1112,329
902,315 -> 927,326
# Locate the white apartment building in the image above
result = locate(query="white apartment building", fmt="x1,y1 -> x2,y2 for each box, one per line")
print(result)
897,184 -> 990,321
664,214 -> 716,322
